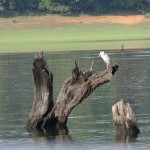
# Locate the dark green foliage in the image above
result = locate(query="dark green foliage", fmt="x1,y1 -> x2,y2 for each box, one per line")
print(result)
0,0 -> 150,16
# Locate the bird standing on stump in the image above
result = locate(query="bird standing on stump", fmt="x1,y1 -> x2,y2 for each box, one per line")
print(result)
98,51 -> 110,69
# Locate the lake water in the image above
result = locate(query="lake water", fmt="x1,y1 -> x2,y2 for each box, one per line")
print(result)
0,50 -> 150,150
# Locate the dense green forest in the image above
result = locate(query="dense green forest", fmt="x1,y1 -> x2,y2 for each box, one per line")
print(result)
0,0 -> 150,16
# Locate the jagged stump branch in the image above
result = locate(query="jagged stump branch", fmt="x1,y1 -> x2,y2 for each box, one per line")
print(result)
42,62 -> 118,129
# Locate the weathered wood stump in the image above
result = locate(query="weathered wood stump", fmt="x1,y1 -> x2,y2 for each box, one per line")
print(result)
25,52 -> 54,129
112,99 -> 140,141
26,51 -> 118,130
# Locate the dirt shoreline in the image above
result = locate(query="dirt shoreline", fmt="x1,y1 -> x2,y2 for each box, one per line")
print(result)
56,15 -> 148,25
0,14 -> 150,29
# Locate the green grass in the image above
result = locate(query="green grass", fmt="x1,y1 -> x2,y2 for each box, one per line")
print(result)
0,21 -> 150,53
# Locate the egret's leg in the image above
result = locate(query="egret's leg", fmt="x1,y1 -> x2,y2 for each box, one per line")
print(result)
107,64 -> 108,69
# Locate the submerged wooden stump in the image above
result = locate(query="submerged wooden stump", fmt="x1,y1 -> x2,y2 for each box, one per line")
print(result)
112,99 -> 140,140
26,51 -> 118,130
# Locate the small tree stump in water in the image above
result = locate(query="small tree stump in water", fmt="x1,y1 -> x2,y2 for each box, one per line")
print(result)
112,99 -> 140,139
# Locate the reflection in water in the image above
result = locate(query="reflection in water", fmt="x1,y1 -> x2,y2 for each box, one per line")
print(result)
25,126 -> 94,150
115,143 -> 136,150
27,125 -> 71,143
27,126 -> 139,150
0,50 -> 150,149
115,132 -> 138,143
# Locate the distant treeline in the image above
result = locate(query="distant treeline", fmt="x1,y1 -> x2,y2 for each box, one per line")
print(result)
0,0 -> 150,16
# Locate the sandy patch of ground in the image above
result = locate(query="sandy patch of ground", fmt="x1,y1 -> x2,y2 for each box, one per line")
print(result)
56,15 -> 147,25
0,15 -> 149,29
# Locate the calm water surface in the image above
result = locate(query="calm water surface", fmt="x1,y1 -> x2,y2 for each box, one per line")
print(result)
0,50 -> 150,149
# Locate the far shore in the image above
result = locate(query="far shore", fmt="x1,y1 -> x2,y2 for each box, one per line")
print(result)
0,14 -> 150,53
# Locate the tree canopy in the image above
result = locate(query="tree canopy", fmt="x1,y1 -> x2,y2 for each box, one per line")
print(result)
0,0 -> 150,16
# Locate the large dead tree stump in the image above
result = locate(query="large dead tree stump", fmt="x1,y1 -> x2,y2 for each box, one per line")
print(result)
26,52 -> 118,130
112,99 -> 140,141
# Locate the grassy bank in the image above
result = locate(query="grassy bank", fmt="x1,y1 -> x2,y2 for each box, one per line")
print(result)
0,16 -> 150,53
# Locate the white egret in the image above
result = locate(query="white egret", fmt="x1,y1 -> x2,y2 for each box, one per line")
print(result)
98,51 -> 110,69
